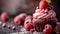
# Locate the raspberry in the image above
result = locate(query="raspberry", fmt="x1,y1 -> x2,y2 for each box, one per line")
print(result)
24,23 -> 34,31
39,1 -> 49,10
1,12 -> 9,22
43,24 -> 53,34
14,16 -> 21,25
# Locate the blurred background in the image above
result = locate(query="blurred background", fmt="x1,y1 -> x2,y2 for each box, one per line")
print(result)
0,0 -> 60,21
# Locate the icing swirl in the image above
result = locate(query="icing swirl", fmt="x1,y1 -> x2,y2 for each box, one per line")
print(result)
33,8 -> 56,19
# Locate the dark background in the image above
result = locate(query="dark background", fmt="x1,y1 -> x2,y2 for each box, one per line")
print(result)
0,0 -> 60,21
51,0 -> 60,21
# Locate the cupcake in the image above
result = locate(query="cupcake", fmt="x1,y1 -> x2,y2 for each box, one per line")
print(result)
32,0 -> 57,33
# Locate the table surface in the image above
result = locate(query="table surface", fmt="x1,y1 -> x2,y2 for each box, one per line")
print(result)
0,18 -> 60,34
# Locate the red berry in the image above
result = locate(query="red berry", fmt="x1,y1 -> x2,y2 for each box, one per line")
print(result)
43,29 -> 49,34
18,13 -> 27,20
14,16 -> 21,25
24,19 -> 32,25
24,16 -> 32,25
43,24 -> 53,34
18,13 -> 27,25
43,29 -> 52,34
14,13 -> 27,25
39,1 -> 49,10
1,12 -> 9,22
24,23 -> 34,31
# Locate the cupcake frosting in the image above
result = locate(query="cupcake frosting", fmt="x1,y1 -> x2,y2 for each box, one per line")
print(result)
33,8 -> 56,19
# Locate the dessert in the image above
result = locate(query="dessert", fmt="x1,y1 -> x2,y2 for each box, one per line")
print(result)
33,0 -> 57,34
0,0 -> 60,34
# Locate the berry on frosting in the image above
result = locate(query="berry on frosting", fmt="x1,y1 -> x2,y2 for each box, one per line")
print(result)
39,0 -> 49,10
